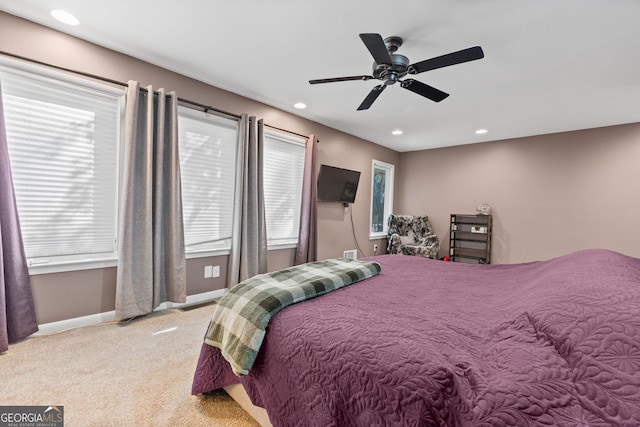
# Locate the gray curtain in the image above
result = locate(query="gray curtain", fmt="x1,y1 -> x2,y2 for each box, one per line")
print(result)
228,115 -> 268,287
115,81 -> 186,321
0,81 -> 38,352
294,134 -> 319,265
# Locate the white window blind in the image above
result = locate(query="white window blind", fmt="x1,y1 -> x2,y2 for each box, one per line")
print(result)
263,130 -> 306,246
178,107 -> 238,253
1,66 -> 122,266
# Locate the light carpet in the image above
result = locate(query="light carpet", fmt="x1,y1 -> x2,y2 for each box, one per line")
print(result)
0,304 -> 260,427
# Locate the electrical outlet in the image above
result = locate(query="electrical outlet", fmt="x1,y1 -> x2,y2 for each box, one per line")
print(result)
373,244 -> 378,254
211,265 -> 220,278
204,265 -> 212,278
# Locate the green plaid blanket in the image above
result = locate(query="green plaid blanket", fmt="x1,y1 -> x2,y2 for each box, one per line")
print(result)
204,258 -> 381,376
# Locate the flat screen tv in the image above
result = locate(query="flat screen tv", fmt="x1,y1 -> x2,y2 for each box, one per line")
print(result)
317,164 -> 361,204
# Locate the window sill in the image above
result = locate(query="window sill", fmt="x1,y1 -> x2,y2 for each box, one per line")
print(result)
28,245 -> 298,275
186,249 -> 231,259
28,257 -> 118,275
369,233 -> 387,240
267,242 -> 298,251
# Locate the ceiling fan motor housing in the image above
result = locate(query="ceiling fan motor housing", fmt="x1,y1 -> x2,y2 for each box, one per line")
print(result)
372,54 -> 410,84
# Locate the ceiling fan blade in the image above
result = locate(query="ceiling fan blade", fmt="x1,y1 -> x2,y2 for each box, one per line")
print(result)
401,79 -> 449,102
409,46 -> 484,74
309,75 -> 373,84
357,84 -> 386,111
359,33 -> 392,65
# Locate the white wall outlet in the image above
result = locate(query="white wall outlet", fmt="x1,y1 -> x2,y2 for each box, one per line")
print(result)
204,265 -> 213,278
211,265 -> 220,278
373,244 -> 378,254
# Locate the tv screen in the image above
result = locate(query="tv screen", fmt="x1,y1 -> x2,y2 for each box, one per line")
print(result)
317,164 -> 361,204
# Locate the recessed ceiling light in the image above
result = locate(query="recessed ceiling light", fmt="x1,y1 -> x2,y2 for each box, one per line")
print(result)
294,102 -> 306,109
475,128 -> 488,134
50,10 -> 80,26
392,129 -> 403,135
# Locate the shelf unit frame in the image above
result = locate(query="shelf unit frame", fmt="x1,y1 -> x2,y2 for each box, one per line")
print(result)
449,214 -> 492,264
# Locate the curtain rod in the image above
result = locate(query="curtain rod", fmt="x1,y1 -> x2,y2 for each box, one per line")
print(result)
263,123 -> 310,140
0,49 -> 312,138
0,50 -> 241,120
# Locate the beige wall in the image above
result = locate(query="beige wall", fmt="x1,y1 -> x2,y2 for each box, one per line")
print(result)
397,123 -> 640,263
1,12 -> 398,324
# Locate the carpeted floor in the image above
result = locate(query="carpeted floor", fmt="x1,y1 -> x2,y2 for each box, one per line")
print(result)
0,304 -> 260,427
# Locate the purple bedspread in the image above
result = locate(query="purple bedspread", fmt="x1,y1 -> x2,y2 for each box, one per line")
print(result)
192,249 -> 640,426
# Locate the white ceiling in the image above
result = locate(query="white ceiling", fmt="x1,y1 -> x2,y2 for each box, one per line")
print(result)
2,0 -> 640,152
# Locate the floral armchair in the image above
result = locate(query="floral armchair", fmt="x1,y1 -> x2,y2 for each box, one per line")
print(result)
386,214 -> 439,259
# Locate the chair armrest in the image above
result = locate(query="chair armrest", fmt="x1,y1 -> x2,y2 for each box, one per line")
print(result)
417,233 -> 439,250
387,233 -> 403,254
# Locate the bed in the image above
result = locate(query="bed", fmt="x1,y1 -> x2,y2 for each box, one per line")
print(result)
192,249 -> 640,426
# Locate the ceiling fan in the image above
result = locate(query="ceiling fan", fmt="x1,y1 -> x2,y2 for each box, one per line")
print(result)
309,33 -> 484,111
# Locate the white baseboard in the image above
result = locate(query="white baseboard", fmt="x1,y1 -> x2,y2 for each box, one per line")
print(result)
157,288 -> 226,311
35,310 -> 118,335
34,289 -> 227,336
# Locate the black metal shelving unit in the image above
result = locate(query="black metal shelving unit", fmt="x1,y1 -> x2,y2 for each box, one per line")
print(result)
449,214 -> 492,264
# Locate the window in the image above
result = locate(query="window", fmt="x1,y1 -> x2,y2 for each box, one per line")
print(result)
1,59 -> 305,270
370,159 -> 395,238
1,62 -> 123,271
263,130 -> 306,247
177,107 -> 238,255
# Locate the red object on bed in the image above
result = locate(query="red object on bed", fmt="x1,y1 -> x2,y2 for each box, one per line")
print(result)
192,249 -> 640,426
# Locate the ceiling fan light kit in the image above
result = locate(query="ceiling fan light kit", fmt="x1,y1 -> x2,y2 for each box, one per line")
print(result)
309,33 -> 484,110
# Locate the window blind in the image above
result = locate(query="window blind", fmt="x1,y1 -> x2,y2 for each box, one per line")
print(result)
263,131 -> 305,245
1,68 -> 122,264
177,107 -> 238,253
